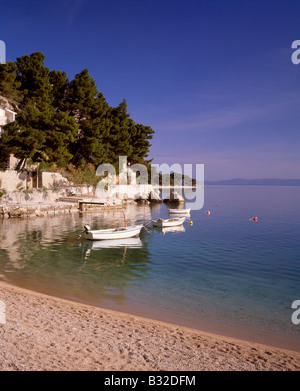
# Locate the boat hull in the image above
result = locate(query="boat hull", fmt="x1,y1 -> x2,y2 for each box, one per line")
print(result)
168,208 -> 190,214
83,225 -> 143,241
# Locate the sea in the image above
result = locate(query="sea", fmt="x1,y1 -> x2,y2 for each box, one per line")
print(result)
0,185 -> 299,351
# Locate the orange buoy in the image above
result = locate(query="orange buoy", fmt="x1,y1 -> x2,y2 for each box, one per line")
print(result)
253,216 -> 258,221
206,211 -> 211,215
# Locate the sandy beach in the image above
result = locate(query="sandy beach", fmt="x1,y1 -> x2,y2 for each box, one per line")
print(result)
0,281 -> 299,371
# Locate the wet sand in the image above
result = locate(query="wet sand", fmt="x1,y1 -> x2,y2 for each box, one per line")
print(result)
0,281 -> 299,371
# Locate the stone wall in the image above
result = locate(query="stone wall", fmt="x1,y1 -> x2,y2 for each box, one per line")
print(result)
7,154 -> 21,170
0,186 -> 95,204
95,184 -> 161,202
0,202 -> 79,218
0,170 -> 69,192
32,171 -> 69,189
0,170 -> 32,192
40,172 -> 67,188
0,170 -> 164,204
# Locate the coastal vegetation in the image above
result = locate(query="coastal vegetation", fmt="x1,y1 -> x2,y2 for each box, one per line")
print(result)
0,52 -> 155,180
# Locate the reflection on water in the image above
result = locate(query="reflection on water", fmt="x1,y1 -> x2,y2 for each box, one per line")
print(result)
79,238 -> 143,264
82,237 -> 143,249
0,204 -> 152,306
153,225 -> 186,235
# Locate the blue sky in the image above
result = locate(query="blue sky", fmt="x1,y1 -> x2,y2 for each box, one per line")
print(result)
1,0 -> 300,180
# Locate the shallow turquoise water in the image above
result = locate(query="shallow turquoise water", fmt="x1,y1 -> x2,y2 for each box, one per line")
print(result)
0,185 -> 299,350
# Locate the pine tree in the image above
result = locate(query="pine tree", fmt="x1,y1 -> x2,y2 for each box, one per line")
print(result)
128,121 -> 155,164
41,111 -> 78,167
0,51 -> 156,174
15,52 -> 52,110
65,68 -> 101,166
3,105 -> 78,167
0,62 -> 23,107
65,68 -> 97,120
108,98 -> 133,164
2,103 -> 46,166
80,92 -> 112,165
49,70 -> 69,111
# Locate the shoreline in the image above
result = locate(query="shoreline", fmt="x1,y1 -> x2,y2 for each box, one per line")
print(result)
0,280 -> 299,371
0,201 -> 79,218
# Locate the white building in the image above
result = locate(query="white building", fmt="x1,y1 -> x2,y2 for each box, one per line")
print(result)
0,103 -> 18,169
0,104 -> 16,136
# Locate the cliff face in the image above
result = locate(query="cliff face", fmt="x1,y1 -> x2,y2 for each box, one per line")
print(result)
205,178 -> 300,186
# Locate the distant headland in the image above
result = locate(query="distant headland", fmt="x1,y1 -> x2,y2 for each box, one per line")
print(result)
205,178 -> 300,186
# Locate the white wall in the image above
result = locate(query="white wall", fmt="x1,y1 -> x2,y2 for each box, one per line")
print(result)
0,107 -> 6,135
0,107 -> 6,126
0,170 -> 31,192
0,106 -> 16,135
0,170 -> 68,192
96,184 -> 159,201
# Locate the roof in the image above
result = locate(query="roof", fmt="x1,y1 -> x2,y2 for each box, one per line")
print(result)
0,104 -> 17,115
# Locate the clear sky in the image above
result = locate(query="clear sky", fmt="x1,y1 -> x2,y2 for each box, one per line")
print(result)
1,0 -> 300,180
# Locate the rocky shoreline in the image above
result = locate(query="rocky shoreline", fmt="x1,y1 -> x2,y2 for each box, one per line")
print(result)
0,186 -> 189,219
0,202 -> 80,218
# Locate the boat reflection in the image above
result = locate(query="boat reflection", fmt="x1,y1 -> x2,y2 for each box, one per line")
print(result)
79,237 -> 144,263
0,213 -> 151,307
81,237 -> 143,249
153,225 -> 186,235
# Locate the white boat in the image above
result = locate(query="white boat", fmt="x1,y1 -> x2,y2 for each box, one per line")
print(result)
82,224 -> 143,241
168,208 -> 190,214
152,217 -> 185,228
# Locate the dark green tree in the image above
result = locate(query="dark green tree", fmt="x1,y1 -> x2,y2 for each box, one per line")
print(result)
40,111 -> 78,167
107,98 -> 133,164
15,52 -> 52,110
0,51 -> 156,175
49,70 -> 69,111
0,62 -> 23,107
71,92 -> 112,166
128,122 -> 155,164
2,103 -> 78,168
1,104 -> 46,168
65,68 -> 97,120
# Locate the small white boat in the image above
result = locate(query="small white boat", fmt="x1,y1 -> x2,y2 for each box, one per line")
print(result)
152,217 -> 185,228
168,208 -> 190,214
82,224 -> 143,241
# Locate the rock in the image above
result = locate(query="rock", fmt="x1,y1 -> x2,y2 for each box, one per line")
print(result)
148,190 -> 162,203
163,190 -> 185,204
135,192 -> 150,204
35,210 -> 45,217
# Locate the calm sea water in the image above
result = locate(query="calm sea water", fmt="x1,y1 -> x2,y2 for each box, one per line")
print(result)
0,185 -> 299,351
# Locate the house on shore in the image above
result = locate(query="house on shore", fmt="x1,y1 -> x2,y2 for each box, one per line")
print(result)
0,103 -> 16,135
0,100 -> 18,170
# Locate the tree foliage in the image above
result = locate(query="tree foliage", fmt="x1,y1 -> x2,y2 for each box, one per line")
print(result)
0,62 -> 23,106
0,51 -> 155,175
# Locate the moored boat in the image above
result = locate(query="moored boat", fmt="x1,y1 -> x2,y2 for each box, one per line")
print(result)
82,224 -> 143,241
168,208 -> 190,215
